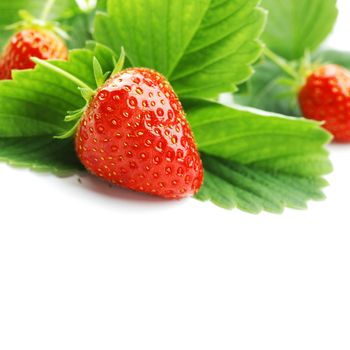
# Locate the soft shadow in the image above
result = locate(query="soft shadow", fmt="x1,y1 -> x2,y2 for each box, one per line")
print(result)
328,143 -> 350,153
70,172 -> 184,208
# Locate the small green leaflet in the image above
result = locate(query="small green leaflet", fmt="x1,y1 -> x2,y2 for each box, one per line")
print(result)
261,0 -> 338,60
185,100 -> 332,213
94,0 -> 266,98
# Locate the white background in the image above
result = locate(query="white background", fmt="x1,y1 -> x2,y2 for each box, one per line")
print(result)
0,1 -> 350,349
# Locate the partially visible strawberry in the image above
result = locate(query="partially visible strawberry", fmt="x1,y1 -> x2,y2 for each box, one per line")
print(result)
75,67 -> 203,199
298,64 -> 350,142
0,28 -> 68,80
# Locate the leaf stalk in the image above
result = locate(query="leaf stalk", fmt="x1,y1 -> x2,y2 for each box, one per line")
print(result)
31,57 -> 94,92
264,47 -> 299,80
41,0 -> 56,21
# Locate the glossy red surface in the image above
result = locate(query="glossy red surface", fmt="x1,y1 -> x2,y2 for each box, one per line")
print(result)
0,28 -> 68,80
76,68 -> 204,199
299,64 -> 350,142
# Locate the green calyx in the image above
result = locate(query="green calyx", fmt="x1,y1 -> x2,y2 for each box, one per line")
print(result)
31,47 -> 126,139
6,0 -> 69,40
264,47 -> 320,96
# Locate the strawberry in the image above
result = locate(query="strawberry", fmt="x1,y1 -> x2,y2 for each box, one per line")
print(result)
298,64 -> 350,142
0,28 -> 68,80
33,50 -> 204,199
74,67 -> 204,199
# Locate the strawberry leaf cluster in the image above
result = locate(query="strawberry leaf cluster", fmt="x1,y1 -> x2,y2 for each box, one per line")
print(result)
236,0 -> 344,117
0,0 -> 335,213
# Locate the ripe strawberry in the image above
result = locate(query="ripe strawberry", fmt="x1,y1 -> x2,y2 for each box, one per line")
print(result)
75,68 -> 203,199
0,28 -> 68,80
298,64 -> 350,142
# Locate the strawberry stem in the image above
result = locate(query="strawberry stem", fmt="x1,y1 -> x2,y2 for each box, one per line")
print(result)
264,47 -> 299,80
31,57 -> 96,140
31,57 -> 94,94
41,0 -> 56,21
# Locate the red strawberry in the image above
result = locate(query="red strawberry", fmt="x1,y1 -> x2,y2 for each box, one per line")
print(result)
0,28 -> 68,80
75,68 -> 203,199
298,64 -> 350,142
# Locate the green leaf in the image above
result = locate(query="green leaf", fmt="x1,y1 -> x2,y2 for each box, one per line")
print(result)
0,0 -> 79,49
96,0 -> 107,10
0,0 -> 78,24
0,40 -> 332,212
261,0 -> 338,60
94,0 -> 266,98
236,49 -> 350,117
184,99 -> 332,213
60,0 -> 110,49
94,0 -> 210,76
235,58 -> 301,117
0,44 -> 115,172
0,137 -> 82,174
0,54 -> 86,138
60,11 -> 95,49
